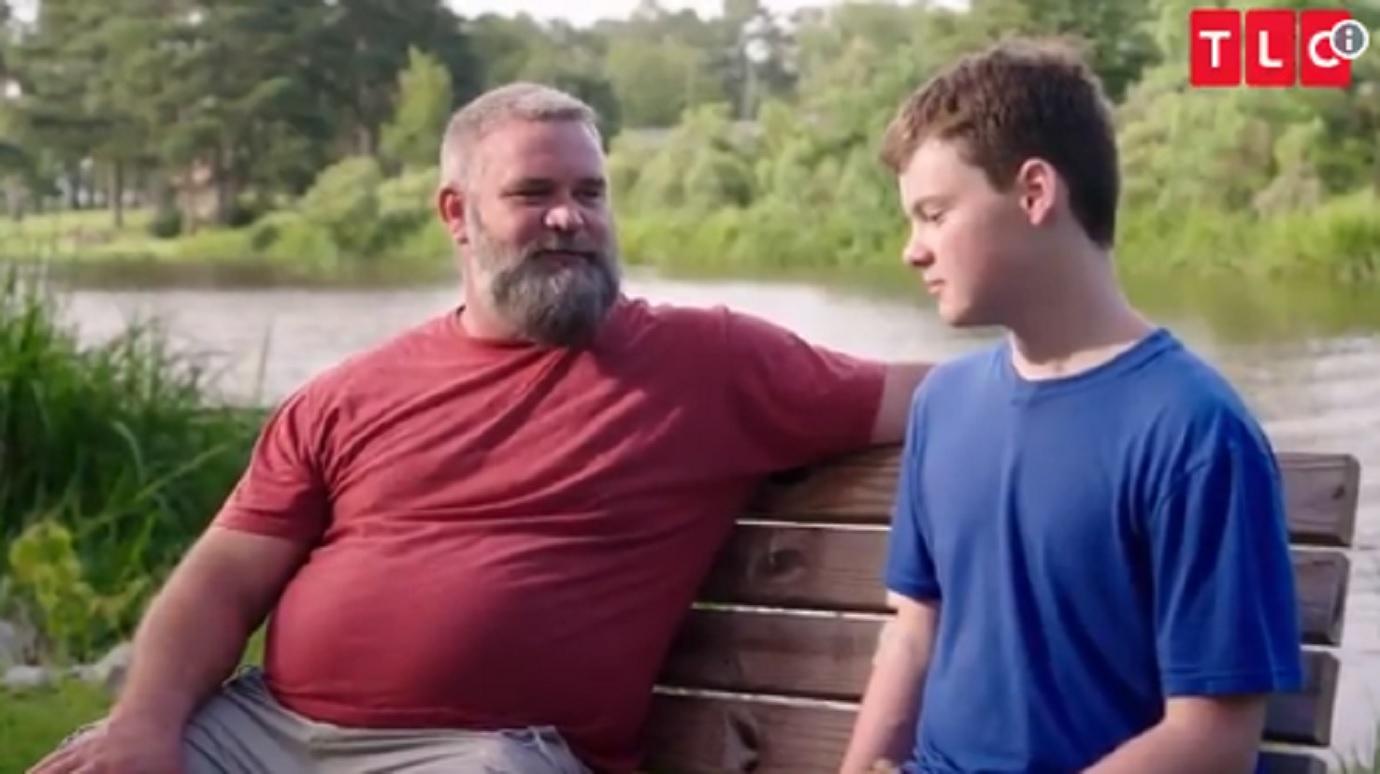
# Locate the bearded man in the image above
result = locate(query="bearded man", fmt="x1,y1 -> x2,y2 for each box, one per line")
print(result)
33,83 -> 929,774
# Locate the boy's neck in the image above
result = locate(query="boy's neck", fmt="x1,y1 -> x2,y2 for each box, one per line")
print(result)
1004,249 -> 1155,382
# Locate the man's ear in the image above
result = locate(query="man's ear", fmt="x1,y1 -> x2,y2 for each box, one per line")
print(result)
437,185 -> 469,244
1013,158 -> 1060,229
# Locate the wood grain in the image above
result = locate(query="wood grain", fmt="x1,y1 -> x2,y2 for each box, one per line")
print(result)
658,609 -> 1340,745
700,524 -> 1351,645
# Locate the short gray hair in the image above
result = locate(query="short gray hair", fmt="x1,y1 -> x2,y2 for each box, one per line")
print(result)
440,82 -> 601,191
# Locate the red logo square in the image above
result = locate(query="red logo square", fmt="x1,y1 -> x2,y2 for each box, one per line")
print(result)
1190,9 -> 1242,86
1245,9 -> 1297,86
1300,10 -> 1352,88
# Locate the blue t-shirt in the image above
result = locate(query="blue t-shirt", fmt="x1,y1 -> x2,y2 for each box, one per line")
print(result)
886,328 -> 1305,773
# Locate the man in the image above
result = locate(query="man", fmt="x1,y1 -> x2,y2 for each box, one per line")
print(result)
33,83 -> 927,774
840,40 -> 1303,774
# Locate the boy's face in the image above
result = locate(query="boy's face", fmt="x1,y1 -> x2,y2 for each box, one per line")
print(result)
896,137 -> 1040,327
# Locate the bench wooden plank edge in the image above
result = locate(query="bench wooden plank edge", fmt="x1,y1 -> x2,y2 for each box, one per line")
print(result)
747,448 -> 1360,547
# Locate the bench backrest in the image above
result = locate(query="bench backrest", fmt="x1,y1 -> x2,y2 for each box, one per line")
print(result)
644,446 -> 1360,774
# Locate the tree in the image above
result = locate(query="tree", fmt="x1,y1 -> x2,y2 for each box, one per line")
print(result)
966,0 -> 1160,102
149,0 -> 339,228
518,23 -> 622,140
605,37 -> 722,128
381,47 -> 454,170
311,0 -> 480,157
7,0 -> 113,210
467,13 -> 548,88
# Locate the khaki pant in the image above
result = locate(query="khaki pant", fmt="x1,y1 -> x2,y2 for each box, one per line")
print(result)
66,667 -> 591,774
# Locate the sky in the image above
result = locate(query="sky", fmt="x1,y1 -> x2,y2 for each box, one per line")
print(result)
10,1 -> 905,27
453,1 -> 875,28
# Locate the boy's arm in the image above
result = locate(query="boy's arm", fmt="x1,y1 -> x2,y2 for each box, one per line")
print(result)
1081,695 -> 1267,773
840,593 -> 940,774
1087,425 -> 1300,773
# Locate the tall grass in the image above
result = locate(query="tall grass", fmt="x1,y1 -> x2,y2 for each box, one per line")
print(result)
0,271 -> 259,662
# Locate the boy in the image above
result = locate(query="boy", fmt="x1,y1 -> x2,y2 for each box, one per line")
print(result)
841,40 -> 1303,773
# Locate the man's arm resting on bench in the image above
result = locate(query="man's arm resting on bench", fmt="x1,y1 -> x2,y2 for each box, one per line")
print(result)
840,593 -> 940,774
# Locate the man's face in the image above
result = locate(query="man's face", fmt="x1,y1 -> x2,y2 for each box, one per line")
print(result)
460,119 -> 621,348
896,137 -> 1035,328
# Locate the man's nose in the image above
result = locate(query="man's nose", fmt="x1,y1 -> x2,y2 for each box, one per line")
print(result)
545,202 -> 586,233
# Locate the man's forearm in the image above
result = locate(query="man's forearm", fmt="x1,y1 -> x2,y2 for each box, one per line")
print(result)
840,620 -> 931,773
870,363 -> 933,444
109,569 -> 257,727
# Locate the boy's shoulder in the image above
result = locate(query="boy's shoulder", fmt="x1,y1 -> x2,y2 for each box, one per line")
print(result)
912,340 -> 1006,403
1136,332 -> 1271,447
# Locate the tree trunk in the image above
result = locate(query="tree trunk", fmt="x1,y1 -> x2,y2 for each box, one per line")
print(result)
179,161 -> 199,235
356,123 -> 375,157
213,145 -> 233,226
111,161 -> 125,229
6,177 -> 24,221
66,164 -> 79,209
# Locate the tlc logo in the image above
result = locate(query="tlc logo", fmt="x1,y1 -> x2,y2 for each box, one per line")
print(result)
1190,8 -> 1371,88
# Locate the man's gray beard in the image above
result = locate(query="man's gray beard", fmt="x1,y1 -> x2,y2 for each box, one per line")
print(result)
473,225 -> 622,349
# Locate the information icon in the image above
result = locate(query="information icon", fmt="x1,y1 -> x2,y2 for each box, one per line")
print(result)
1331,19 -> 1370,61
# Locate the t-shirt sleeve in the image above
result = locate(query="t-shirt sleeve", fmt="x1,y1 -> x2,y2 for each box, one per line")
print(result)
1148,431 -> 1305,697
885,388 -> 941,601
212,387 -> 330,544
719,307 -> 886,470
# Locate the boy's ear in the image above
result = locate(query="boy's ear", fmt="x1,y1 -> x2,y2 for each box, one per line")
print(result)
1014,158 -> 1059,228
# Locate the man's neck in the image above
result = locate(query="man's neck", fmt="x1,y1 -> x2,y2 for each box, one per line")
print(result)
457,286 -> 523,342
1004,251 -> 1155,382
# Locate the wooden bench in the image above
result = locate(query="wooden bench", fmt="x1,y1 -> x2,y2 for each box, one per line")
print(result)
644,446 -> 1361,774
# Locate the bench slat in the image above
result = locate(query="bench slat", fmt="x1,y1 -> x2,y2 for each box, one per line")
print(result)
747,448 -> 1360,547
658,609 -> 1339,745
701,525 -> 1351,645
643,694 -> 1328,773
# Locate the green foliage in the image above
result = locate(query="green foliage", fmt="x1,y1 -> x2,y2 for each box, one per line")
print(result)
376,166 -> 439,219
253,211 -> 339,269
0,274 -> 258,660
381,48 -> 455,171
605,37 -> 724,128
298,156 -> 384,259
171,228 -> 257,263
1257,190 -> 1380,283
604,0 -> 1380,284
147,208 -> 182,240
1,0 -> 1377,284
7,521 -> 146,663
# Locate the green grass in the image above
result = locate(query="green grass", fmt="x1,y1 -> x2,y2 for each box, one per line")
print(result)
0,628 -> 266,773
0,679 -> 111,772
0,209 -> 163,262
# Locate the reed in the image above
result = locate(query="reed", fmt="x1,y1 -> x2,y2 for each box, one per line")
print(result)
0,270 -> 258,662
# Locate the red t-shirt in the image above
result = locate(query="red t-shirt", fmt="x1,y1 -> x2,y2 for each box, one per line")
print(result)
212,296 -> 885,772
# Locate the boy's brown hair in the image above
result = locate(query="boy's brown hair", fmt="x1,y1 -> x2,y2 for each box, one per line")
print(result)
880,38 -> 1119,247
